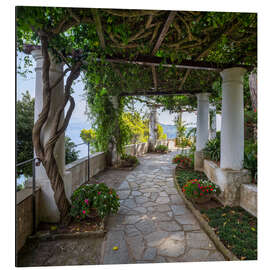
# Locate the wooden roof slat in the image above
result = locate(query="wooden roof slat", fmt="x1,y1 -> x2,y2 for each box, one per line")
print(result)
91,9 -> 106,49
152,11 -> 177,55
179,16 -> 240,89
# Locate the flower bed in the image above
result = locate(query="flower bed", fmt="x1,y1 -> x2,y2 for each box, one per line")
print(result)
175,168 -> 257,260
172,154 -> 192,169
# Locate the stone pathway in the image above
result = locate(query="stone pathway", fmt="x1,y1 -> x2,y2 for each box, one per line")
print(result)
102,151 -> 225,264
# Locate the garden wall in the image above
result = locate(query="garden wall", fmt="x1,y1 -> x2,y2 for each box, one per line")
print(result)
203,159 -> 256,216
16,187 -> 41,253
156,139 -> 176,150
124,142 -> 149,156
66,151 -> 106,192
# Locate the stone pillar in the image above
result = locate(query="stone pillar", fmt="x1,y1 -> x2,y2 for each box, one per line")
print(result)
148,106 -> 157,151
209,105 -> 217,140
111,96 -> 120,165
31,49 -> 69,222
195,93 -> 209,171
220,67 -> 246,170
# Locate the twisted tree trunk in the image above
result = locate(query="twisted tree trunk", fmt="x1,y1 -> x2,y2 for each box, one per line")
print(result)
32,33 -> 82,224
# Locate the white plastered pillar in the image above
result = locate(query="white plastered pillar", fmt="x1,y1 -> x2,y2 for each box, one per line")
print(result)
209,105 -> 217,140
31,49 -> 69,222
220,67 -> 246,170
195,93 -> 209,171
148,106 -> 157,151
111,95 -> 120,164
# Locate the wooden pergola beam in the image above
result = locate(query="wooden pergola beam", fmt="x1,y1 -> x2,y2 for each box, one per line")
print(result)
120,90 -> 204,96
100,55 -> 252,71
152,11 -> 177,55
91,9 -> 106,49
179,16 -> 241,89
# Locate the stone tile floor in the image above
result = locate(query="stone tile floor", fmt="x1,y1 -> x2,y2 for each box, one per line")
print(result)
101,151 -> 225,264
17,151 -> 225,266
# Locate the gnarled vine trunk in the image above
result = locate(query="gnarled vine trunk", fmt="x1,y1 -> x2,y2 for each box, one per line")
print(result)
32,33 -> 82,224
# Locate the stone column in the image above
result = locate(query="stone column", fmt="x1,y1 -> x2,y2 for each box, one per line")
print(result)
148,106 -> 157,151
208,67 -> 252,207
209,105 -> 217,140
220,67 -> 246,170
31,49 -> 68,222
111,96 -> 120,165
195,93 -> 209,171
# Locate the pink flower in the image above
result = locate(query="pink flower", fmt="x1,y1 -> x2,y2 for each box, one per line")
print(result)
98,192 -> 101,195
82,210 -> 86,214
84,199 -> 89,204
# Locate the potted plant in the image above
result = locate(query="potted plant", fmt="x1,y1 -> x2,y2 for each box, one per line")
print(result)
70,183 -> 120,220
182,179 -> 221,204
172,154 -> 192,169
155,144 -> 169,153
120,154 -> 139,168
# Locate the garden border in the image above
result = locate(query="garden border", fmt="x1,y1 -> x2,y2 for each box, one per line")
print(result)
28,217 -> 107,241
173,168 -> 239,261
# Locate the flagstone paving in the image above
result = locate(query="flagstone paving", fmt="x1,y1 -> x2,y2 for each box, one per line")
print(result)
102,151 -> 225,264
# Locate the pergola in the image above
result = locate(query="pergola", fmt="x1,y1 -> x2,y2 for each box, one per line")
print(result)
19,7 -> 257,222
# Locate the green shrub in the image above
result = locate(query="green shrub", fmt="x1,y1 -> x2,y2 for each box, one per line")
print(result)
201,206 -> 257,260
155,144 -> 168,153
70,183 -> 120,219
203,132 -> 220,162
121,154 -> 139,165
244,141 -> 257,183
182,179 -> 220,200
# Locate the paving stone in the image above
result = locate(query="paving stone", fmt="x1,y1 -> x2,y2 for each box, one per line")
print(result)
144,201 -> 157,207
182,249 -> 210,262
123,215 -> 144,225
125,225 -> 142,238
135,196 -> 148,204
145,231 -> 169,247
118,181 -> 130,190
174,214 -> 198,225
123,198 -> 137,209
183,224 -> 201,231
171,205 -> 187,215
155,204 -> 171,212
103,231 -> 132,264
135,219 -> 156,235
142,247 -> 157,261
150,192 -> 159,201
141,188 -> 160,193
131,191 -> 142,196
186,232 -> 215,249
158,238 -> 185,257
156,196 -> 170,204
207,251 -> 225,261
126,235 -> 144,260
118,190 -> 130,200
169,194 -> 184,204
150,212 -> 172,222
158,221 -> 182,232
133,206 -> 147,214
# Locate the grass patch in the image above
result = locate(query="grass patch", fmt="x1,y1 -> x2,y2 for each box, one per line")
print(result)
201,206 -> 257,260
